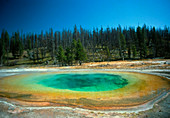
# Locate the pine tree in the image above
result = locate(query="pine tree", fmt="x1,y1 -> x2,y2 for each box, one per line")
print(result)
18,33 -> 24,58
132,44 -> 137,58
152,27 -> 159,57
65,47 -> 72,65
0,31 -> 6,65
26,35 -> 32,60
40,31 -> 46,61
137,26 -> 143,59
35,34 -> 39,62
156,31 -> 163,57
80,26 -> 84,47
73,25 -> 78,41
76,39 -> 86,65
57,45 -> 66,66
142,26 -> 148,58
119,33 -> 126,60
92,28 -> 96,62
100,26 -> 104,48
70,39 -> 77,65
10,32 -> 23,58
4,31 -> 9,65
125,29 -> 132,59
130,28 -> 138,58
106,46 -> 111,61
54,31 -> 58,50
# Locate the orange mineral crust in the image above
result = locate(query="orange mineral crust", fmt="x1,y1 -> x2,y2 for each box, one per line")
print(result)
0,71 -> 169,110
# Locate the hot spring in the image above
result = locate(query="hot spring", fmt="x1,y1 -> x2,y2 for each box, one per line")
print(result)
0,71 -> 169,110
38,73 -> 128,91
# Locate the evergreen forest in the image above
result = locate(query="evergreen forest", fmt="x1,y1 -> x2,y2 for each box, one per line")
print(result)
0,24 -> 170,66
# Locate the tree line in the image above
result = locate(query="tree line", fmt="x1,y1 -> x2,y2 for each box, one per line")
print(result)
0,24 -> 170,66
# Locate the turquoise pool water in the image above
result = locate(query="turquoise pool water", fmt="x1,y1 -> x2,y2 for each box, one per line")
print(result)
38,73 -> 128,92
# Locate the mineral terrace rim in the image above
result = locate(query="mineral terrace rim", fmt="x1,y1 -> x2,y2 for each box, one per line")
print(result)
0,70 -> 169,110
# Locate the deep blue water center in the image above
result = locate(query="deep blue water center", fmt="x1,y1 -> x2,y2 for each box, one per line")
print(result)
38,73 -> 128,92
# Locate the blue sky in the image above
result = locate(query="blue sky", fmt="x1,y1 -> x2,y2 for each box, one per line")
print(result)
0,0 -> 170,35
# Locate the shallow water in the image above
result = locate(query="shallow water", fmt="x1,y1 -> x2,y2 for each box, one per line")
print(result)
38,73 -> 128,92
